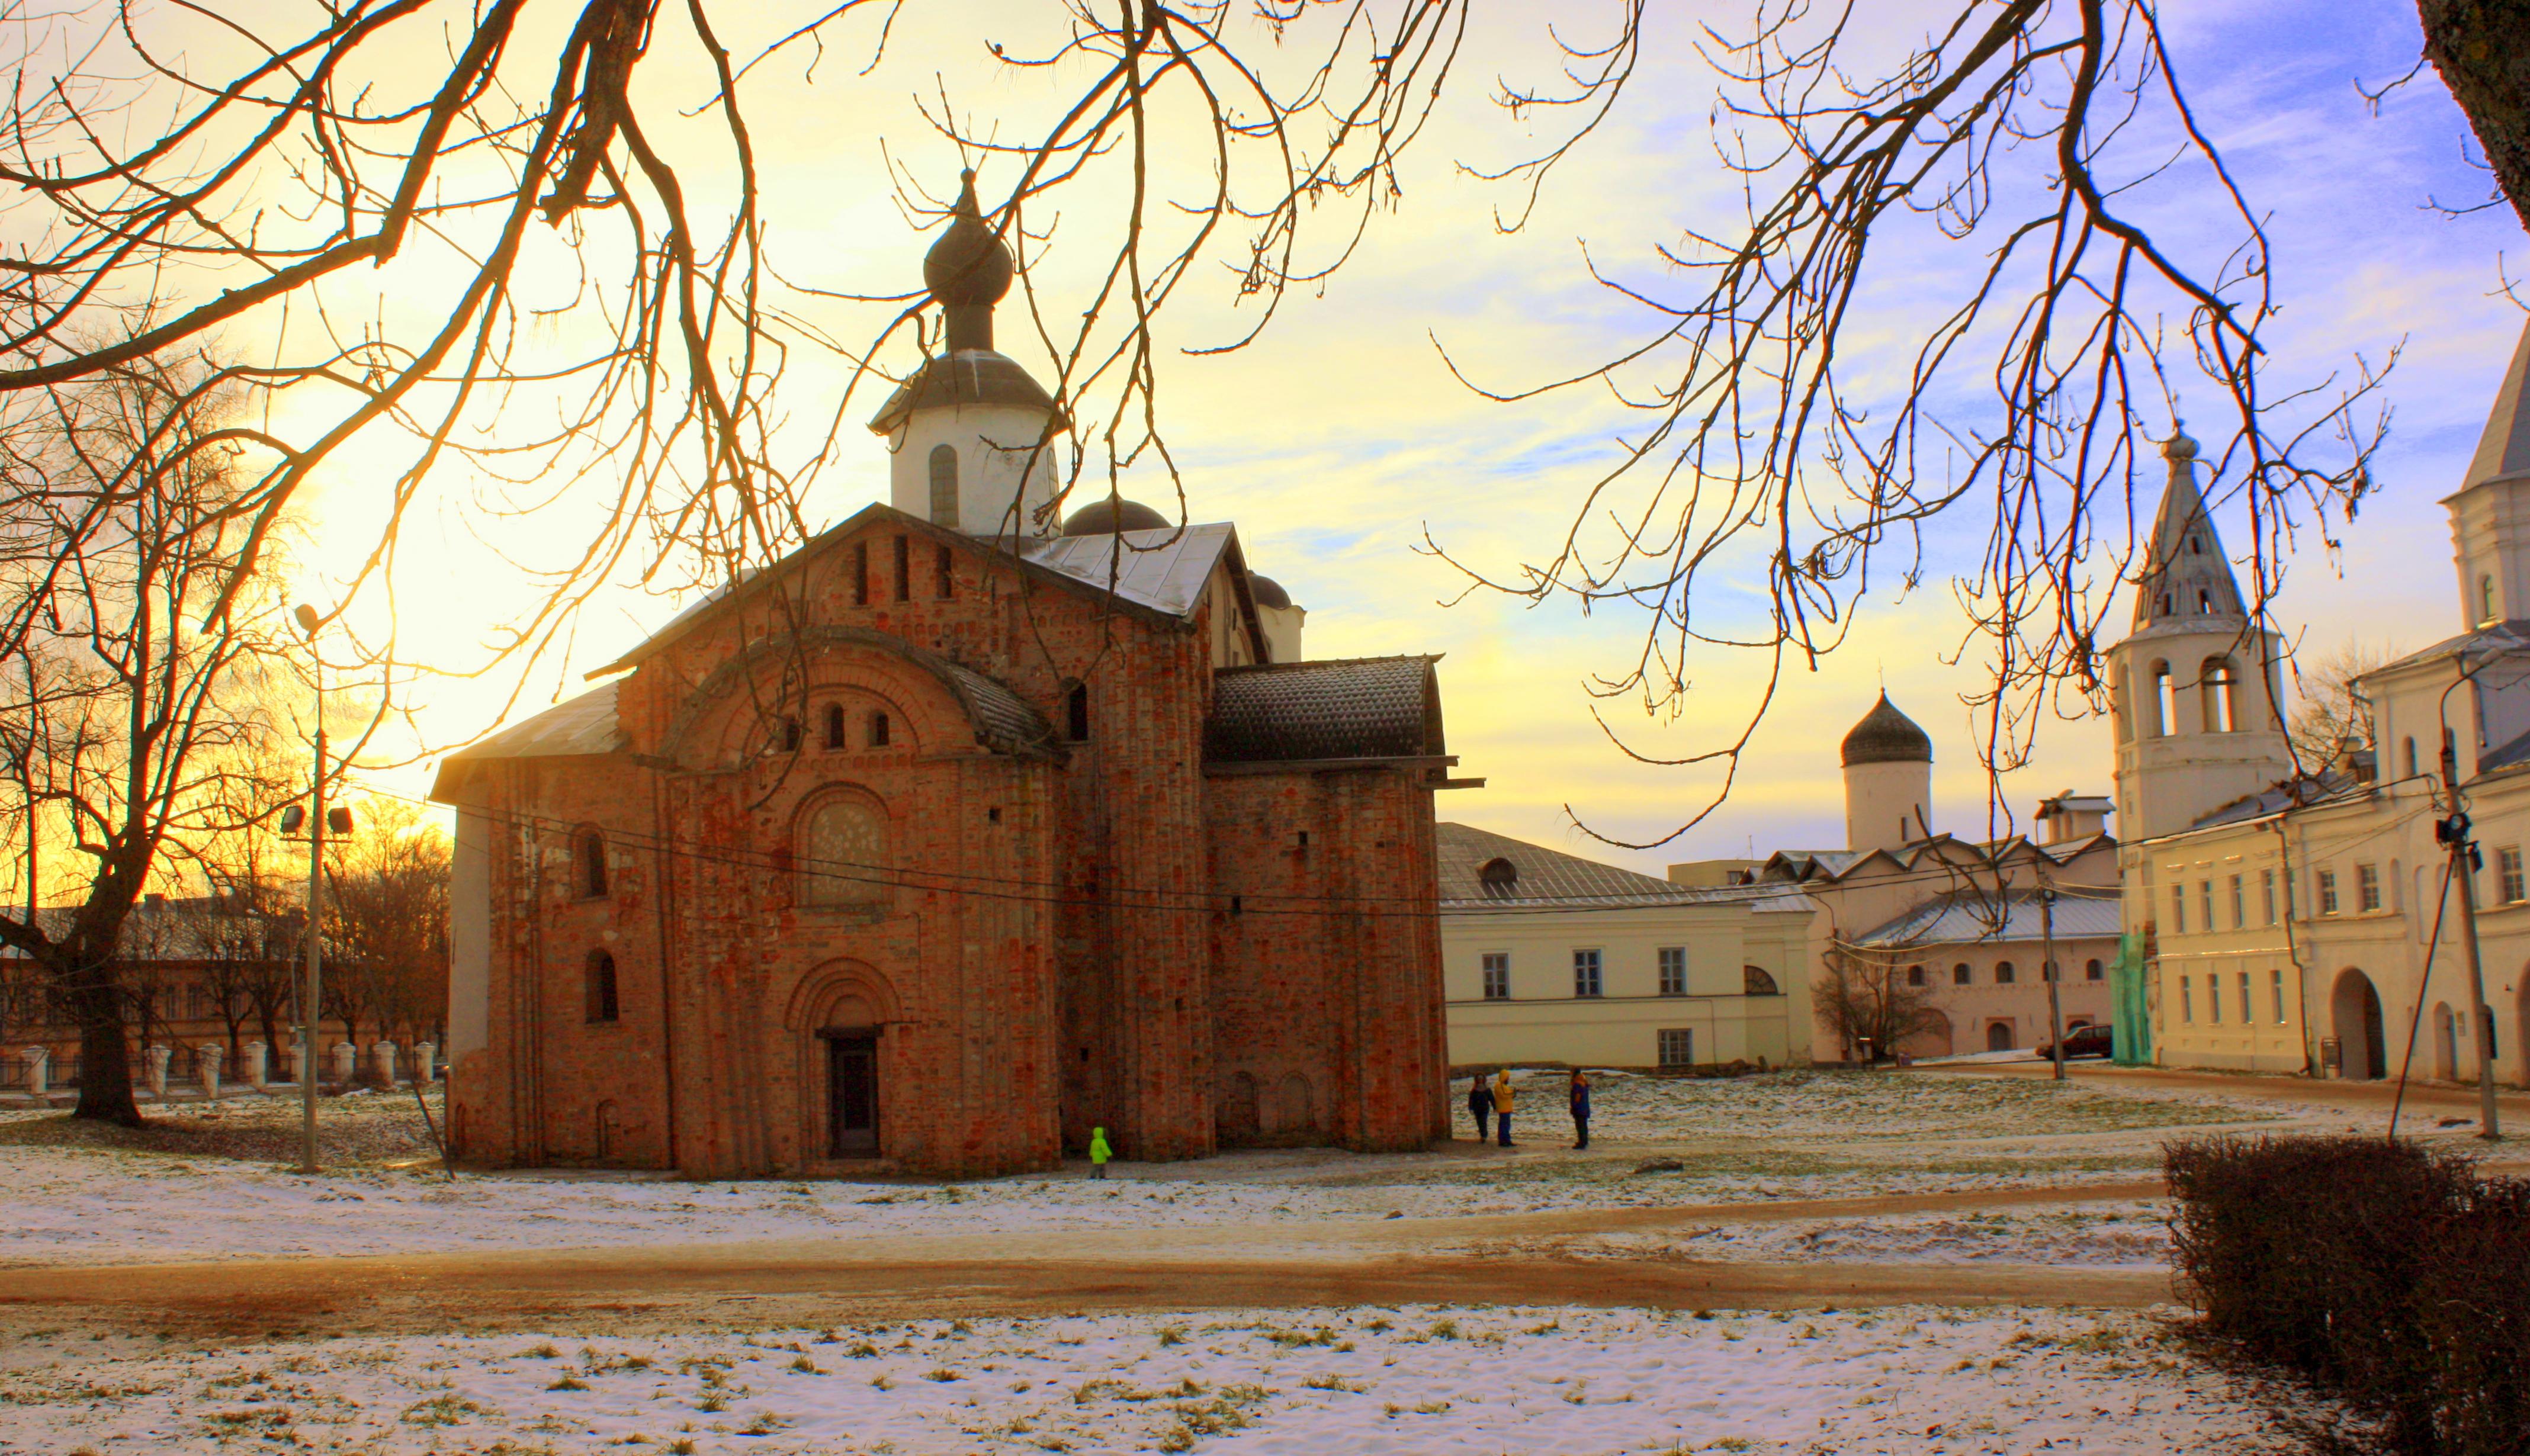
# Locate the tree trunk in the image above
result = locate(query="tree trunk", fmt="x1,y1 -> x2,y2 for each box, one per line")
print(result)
68,961 -> 140,1125
2419,0 -> 2530,233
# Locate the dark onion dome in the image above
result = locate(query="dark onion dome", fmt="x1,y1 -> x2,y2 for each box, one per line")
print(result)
1247,572 -> 1291,610
1061,496 -> 1170,536
923,170 -> 1014,309
1840,692 -> 1933,766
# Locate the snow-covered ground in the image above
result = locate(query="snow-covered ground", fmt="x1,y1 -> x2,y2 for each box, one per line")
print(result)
0,1304 -> 2320,1455
1453,1200 -> 2173,1268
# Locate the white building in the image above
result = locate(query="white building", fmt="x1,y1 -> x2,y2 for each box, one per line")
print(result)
1437,823 -> 1815,1070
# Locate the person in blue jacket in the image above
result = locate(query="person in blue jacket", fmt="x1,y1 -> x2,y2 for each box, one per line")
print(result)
1568,1068 -> 1593,1150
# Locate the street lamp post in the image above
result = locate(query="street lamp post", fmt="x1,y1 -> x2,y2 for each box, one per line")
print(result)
2040,886 -> 2067,1083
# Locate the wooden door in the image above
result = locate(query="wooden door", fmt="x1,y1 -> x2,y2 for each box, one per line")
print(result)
827,1033 -> 879,1156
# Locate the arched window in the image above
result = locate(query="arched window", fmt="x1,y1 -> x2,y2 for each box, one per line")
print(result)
585,950 -> 618,1024
780,717 -> 802,753
824,703 -> 847,750
2197,588 -> 2213,613
2085,957 -> 2104,981
1065,682 -> 1090,742
1478,857 -> 1518,893
2149,661 -> 2174,737
1906,964 -> 1925,987
868,711 -> 891,748
1953,963 -> 1972,985
800,798 -> 888,908
1743,965 -> 1780,996
928,444 -> 959,528
2404,736 -> 2418,778
1995,960 -> 2017,984
2201,657 -> 2238,733
576,831 -> 607,899
2481,574 -> 2497,625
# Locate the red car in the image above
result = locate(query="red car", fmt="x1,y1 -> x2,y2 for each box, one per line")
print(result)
2036,1023 -> 2114,1060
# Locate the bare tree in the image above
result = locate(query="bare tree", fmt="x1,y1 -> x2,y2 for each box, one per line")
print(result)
1818,946 -> 1950,1064
2288,641 -> 2398,770
0,351 -> 301,1123
180,863 -> 300,1066
323,797 -> 452,1060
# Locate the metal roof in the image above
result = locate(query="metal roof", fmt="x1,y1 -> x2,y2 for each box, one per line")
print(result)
446,682 -> 629,763
1850,888 -> 2122,949
1436,822 -> 1767,912
1023,523 -> 1235,620
1205,655 -> 1441,765
865,350 -> 1058,436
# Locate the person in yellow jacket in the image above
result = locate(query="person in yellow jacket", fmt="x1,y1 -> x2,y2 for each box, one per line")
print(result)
1492,1069 -> 1516,1148
1089,1126 -> 1112,1179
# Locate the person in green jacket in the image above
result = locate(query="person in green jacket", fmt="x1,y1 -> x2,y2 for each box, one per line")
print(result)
1089,1126 -> 1112,1179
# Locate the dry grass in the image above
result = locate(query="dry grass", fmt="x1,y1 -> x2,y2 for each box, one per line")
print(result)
0,1090 -> 445,1166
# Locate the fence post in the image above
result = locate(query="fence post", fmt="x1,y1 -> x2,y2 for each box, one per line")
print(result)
198,1043 -> 224,1102
243,1040 -> 268,1091
21,1046 -> 44,1098
145,1044 -> 171,1100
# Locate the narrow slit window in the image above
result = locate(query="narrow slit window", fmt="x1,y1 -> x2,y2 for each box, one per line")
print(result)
894,535 -> 911,602
586,951 -> 619,1024
824,703 -> 847,750
927,444 -> 959,528
868,711 -> 891,748
577,831 -> 607,899
935,543 -> 954,600
853,542 -> 870,606
1065,683 -> 1090,742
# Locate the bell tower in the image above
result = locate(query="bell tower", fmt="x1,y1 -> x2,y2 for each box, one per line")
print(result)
2105,430 -> 2292,846
866,171 -> 1067,538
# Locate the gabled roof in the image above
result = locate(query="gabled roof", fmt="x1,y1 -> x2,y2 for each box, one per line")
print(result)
1205,655 -> 1443,765
1024,523 -> 1238,620
2184,767 -> 2366,830
2373,619 -> 2530,677
1849,888 -> 2122,949
1437,822 -> 1734,911
444,682 -> 630,763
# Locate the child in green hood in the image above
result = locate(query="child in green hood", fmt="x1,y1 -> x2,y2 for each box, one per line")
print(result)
1089,1126 -> 1112,1179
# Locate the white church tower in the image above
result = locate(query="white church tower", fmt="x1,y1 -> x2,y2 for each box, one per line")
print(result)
1841,693 -> 1934,855
867,171 -> 1067,538
2106,430 -> 2291,845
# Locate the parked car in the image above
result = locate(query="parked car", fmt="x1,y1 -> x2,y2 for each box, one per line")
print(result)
2035,1022 -> 2114,1060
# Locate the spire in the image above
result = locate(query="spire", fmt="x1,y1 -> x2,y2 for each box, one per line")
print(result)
2131,425 -> 2246,629
2462,316 -> 2530,491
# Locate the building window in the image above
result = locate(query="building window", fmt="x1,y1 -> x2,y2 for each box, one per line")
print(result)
2202,658 -> 2239,733
927,443 -> 959,528
2085,957 -> 2104,981
2181,975 -> 2194,1023
2317,869 -> 2339,915
2200,880 -> 2214,932
2237,972 -> 2252,1026
2405,736 -> 2419,778
2042,960 -> 2058,983
1953,963 -> 1972,986
2271,968 -> 2287,1024
1657,1028 -> 1694,1068
2502,846 -> 2526,904
2170,882 -> 2186,934
2150,661 -> 2174,737
1995,960 -> 2017,985
824,703 -> 847,750
1744,965 -> 1780,995
893,535 -> 912,602
800,798 -> 889,908
2261,869 -> 2278,925
2481,573 -> 2497,625
1658,947 -> 1686,996
1065,683 -> 1090,742
853,541 -> 871,606
868,711 -> 891,748
935,542 -> 955,600
1481,953 -> 1510,1001
2357,863 -> 2382,913
586,950 -> 619,1024
2208,973 -> 2223,1023
1572,949 -> 1603,998
779,716 -> 802,753
2228,875 -> 2244,929
1906,964 -> 1926,987
576,830 -> 608,899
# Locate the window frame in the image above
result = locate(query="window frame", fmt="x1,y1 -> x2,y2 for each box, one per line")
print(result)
2180,974 -> 2194,1024
2356,863 -> 2382,914
1571,948 -> 1604,999
1657,946 -> 1687,997
576,830 -> 608,900
1480,952 -> 1510,1001
2317,869 -> 2339,916
2501,846 -> 2526,905
797,793 -> 891,911
1952,962 -> 1972,986
1657,1028 -> 1694,1069
2271,968 -> 2287,1024
2228,874 -> 2244,929
2262,868 -> 2278,925
585,950 -> 619,1025
1995,960 -> 2016,985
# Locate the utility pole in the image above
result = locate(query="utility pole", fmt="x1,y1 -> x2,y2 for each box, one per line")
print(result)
2040,886 -> 2067,1082
2436,730 -> 2503,1141
293,604 -> 326,1174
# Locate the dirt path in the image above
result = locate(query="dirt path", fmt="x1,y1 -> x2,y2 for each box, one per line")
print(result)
1918,1059 -> 2530,1118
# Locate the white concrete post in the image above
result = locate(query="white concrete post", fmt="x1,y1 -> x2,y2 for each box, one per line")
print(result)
371,1040 -> 397,1086
330,1040 -> 357,1085
243,1040 -> 268,1090
197,1043 -> 224,1101
145,1044 -> 171,1100
288,1036 -> 310,1088
21,1046 -> 46,1098
413,1042 -> 437,1084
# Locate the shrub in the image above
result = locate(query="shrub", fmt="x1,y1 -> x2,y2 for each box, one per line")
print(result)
2165,1133 -> 2530,1455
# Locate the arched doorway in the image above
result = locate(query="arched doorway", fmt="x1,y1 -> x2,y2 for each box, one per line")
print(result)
1985,1021 -> 2015,1053
2331,969 -> 2387,1080
2433,1003 -> 2458,1082
783,959 -> 901,1163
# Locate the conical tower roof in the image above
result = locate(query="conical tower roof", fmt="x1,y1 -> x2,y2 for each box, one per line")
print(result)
2460,316 -> 2530,493
1841,692 -> 1932,766
2131,428 -> 2246,630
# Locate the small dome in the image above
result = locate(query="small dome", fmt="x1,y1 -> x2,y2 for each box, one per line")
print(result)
923,171 -> 1013,310
1062,496 -> 1170,535
1841,692 -> 1933,766
2160,424 -> 2198,462
1247,572 -> 1291,610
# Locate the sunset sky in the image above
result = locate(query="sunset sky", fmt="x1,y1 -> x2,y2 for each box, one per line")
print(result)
264,0 -> 2528,878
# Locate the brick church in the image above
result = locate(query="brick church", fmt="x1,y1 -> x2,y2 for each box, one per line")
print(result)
431,175 -> 1469,1178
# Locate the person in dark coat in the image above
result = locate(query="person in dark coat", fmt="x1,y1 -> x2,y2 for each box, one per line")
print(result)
1466,1073 -> 1494,1143
1568,1068 -> 1593,1150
